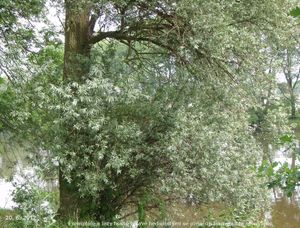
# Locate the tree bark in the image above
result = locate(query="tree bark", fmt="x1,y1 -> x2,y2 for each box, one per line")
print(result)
63,0 -> 91,83
291,94 -> 296,119
58,0 -> 92,220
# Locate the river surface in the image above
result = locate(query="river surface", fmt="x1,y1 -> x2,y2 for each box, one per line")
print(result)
268,146 -> 300,228
0,138 -> 300,227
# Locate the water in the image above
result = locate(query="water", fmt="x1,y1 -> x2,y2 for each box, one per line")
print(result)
269,145 -> 300,227
0,180 -> 15,208
0,133 -> 26,209
272,198 -> 300,228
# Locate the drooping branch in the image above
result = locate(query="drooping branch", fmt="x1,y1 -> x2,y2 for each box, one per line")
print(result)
87,1 -> 189,55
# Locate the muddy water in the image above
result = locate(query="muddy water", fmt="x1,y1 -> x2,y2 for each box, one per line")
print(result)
272,198 -> 300,228
265,140 -> 300,228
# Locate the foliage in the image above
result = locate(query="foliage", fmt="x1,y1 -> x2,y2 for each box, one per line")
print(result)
1,0 -> 298,224
0,77 -> 16,131
13,42 -> 272,222
164,79 -> 270,222
258,134 -> 300,197
290,7 -> 300,17
12,181 -> 57,227
9,165 -> 58,227
0,0 -> 45,50
258,159 -> 300,198
249,95 -> 291,147
14,43 -> 188,219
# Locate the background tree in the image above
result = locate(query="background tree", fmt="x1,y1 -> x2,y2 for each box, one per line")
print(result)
278,41 -> 300,119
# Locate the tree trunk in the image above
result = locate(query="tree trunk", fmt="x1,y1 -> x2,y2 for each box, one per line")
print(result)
63,0 -> 90,83
58,0 -> 92,220
291,94 -> 296,119
290,140 -> 297,204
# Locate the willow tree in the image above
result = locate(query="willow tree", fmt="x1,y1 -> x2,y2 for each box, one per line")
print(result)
59,0 -> 198,220
2,0 -> 295,224
57,0 -> 294,221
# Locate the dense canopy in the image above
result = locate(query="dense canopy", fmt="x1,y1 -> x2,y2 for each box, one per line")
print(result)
0,0 -> 299,226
